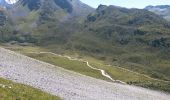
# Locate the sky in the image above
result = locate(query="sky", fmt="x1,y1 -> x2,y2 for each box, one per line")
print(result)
80,0 -> 170,9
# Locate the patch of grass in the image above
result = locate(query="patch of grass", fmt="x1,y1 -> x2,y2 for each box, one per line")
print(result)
0,77 -> 60,100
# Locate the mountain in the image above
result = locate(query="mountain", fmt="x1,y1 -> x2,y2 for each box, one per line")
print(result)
0,0 -> 94,43
6,0 -> 94,29
84,5 -> 170,48
0,1 -> 170,93
145,5 -> 170,21
10,0 -> 94,19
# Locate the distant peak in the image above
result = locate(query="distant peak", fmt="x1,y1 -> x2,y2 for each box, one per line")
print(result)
145,5 -> 170,9
98,4 -> 107,8
96,4 -> 107,10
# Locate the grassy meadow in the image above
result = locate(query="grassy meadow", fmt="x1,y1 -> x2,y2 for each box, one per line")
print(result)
0,78 -> 60,100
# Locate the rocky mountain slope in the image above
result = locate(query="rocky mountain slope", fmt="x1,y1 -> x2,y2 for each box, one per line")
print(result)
85,5 -> 170,48
145,5 -> 170,21
0,0 -> 94,43
0,47 -> 170,100
7,0 -> 94,20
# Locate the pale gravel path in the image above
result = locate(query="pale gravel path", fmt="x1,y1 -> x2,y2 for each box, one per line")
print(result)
0,47 -> 170,100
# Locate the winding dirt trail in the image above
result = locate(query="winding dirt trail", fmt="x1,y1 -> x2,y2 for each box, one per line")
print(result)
27,51 -> 126,84
0,47 -> 170,100
28,51 -> 170,84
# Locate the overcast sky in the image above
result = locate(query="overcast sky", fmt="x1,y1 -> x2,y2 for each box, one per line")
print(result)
80,0 -> 170,8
